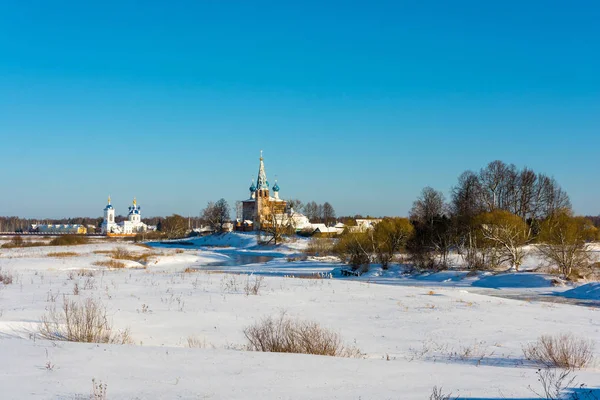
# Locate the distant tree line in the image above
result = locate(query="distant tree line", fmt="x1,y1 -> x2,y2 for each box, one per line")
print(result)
293,201 -> 336,225
0,217 -> 104,232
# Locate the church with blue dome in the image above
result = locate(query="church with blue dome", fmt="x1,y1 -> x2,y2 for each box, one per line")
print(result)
238,152 -> 290,230
238,152 -> 311,232
101,196 -> 148,236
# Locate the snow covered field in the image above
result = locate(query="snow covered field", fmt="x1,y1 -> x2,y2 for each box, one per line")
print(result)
0,235 -> 599,399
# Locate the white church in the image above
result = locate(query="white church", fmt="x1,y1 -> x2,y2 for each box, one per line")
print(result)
101,196 -> 148,236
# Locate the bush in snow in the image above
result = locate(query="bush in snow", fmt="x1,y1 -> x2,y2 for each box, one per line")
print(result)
244,313 -> 361,358
39,296 -> 132,344
523,333 -> 595,369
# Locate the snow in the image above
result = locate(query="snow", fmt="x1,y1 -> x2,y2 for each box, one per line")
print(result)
471,273 -> 556,289
560,282 -> 600,300
0,238 -> 599,399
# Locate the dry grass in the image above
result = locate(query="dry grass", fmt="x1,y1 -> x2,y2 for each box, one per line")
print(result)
430,386 -> 456,400
187,335 -> 208,348
303,237 -> 335,256
244,275 -> 264,295
110,247 -> 153,264
284,272 -> 329,280
523,333 -> 595,369
93,260 -> 127,269
183,267 -> 198,273
92,250 -> 112,255
49,235 -> 89,246
175,249 -> 184,254
47,251 -> 79,258
77,269 -> 96,277
1,236 -> 47,248
91,378 -> 107,400
38,296 -> 132,344
135,243 -> 153,250
244,313 -> 361,358
0,268 -> 14,285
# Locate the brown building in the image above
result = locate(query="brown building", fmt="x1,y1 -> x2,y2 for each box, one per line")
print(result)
239,152 -> 287,230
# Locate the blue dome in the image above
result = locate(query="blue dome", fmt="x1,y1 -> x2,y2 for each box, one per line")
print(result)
272,182 -> 280,192
249,182 -> 256,192
104,204 -> 113,210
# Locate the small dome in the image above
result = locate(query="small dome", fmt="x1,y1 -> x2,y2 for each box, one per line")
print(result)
249,181 -> 256,192
272,182 -> 280,192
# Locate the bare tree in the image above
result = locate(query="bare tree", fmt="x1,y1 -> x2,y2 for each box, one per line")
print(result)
410,187 -> 447,226
322,202 -> 336,226
288,199 -> 304,213
202,199 -> 231,233
478,160 -> 510,211
260,202 -> 296,245
304,201 -> 319,223
475,210 -> 532,271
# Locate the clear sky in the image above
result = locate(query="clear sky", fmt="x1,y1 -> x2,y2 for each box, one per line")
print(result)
1,1 -> 599,218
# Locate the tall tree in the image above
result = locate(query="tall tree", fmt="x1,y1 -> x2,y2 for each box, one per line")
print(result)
159,214 -> 188,239
410,187 -> 447,226
304,201 -> 319,223
474,210 -> 532,271
322,202 -> 336,226
202,198 -> 231,233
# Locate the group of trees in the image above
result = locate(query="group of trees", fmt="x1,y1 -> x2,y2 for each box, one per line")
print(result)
301,201 -> 336,225
332,161 -> 598,280
406,161 -> 598,278
333,217 -> 414,272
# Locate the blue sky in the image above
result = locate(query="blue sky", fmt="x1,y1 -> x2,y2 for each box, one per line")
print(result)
1,1 -> 599,218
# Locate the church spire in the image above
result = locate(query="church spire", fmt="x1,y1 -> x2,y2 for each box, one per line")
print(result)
256,150 -> 269,190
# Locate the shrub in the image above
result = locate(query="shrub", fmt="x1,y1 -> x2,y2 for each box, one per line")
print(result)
38,296 -> 132,344
523,333 -> 595,369
49,235 -> 89,246
244,313 -> 361,357
333,232 -> 373,272
304,237 -> 335,257
47,252 -> 79,257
